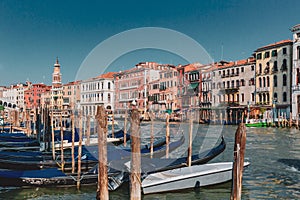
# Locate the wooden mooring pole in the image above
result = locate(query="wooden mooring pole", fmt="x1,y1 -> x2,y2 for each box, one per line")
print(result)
77,111 -> 83,189
230,123 -> 247,200
187,109 -> 193,167
86,115 -> 90,146
60,115 -> 65,172
165,114 -> 170,159
71,113 -> 75,173
130,109 -> 141,200
51,111 -> 55,160
124,108 -> 128,147
150,112 -> 154,158
96,106 -> 108,200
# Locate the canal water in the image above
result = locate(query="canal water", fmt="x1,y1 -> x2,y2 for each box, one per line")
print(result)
0,122 -> 300,199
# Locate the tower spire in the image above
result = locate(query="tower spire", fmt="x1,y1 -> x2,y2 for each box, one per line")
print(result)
56,57 -> 59,65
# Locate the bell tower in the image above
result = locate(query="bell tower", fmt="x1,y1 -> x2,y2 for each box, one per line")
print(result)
51,57 -> 63,112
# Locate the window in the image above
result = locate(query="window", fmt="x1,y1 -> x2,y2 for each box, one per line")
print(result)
108,93 -> 111,102
274,93 -> 278,100
264,51 -> 270,58
283,74 -> 287,86
108,82 -> 111,90
236,80 -> 240,87
274,75 -> 277,87
259,77 -> 262,87
283,92 -> 287,102
256,53 -> 262,60
252,93 -> 255,102
263,77 -> 266,87
267,76 -> 270,87
241,67 -> 244,72
231,80 -> 234,88
273,61 -> 278,72
281,59 -> 287,71
259,64 -> 262,74
272,50 -> 277,57
283,47 -> 287,55
251,65 -> 255,71
241,93 -> 244,102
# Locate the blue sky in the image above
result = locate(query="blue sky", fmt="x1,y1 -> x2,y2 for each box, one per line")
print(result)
0,0 -> 300,85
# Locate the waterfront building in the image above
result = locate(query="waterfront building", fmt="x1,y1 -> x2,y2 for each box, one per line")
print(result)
24,83 -> 48,110
157,65 -> 178,113
3,84 -> 18,106
80,72 -> 115,116
254,40 -> 293,119
177,63 -> 202,110
114,62 -> 160,117
62,81 -> 81,113
199,64 -> 215,121
15,82 -> 31,111
291,24 -> 300,119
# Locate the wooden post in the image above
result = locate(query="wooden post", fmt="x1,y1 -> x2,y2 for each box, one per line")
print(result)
150,112 -> 154,158
187,109 -> 193,167
165,114 -> 170,159
123,108 -> 128,147
220,112 -> 223,125
60,115 -> 65,172
230,123 -> 247,200
130,109 -> 141,200
51,111 -> 55,160
289,112 -> 292,128
86,115 -> 90,146
77,111 -> 83,189
96,106 -> 108,200
71,113 -> 75,173
111,113 -> 115,138
296,115 -> 299,129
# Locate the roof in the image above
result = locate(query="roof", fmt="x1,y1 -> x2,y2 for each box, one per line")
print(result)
217,57 -> 255,69
255,39 -> 293,52
97,72 -> 116,79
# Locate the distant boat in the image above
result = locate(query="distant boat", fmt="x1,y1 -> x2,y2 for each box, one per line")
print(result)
142,161 -> 250,194
245,119 -> 268,127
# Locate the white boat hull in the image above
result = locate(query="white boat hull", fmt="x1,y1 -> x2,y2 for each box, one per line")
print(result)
142,162 -> 250,194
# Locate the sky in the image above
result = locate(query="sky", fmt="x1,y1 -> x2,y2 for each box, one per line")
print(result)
0,0 -> 300,86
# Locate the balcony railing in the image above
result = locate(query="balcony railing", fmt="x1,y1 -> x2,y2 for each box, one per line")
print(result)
256,87 -> 270,92
292,85 -> 300,92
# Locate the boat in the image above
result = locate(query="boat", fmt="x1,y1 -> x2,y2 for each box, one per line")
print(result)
245,119 -> 268,127
0,164 -> 124,189
108,136 -> 226,191
0,135 -> 183,170
141,161 -> 250,194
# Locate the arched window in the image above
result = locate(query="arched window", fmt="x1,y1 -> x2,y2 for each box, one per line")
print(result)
108,82 -> 111,90
259,64 -> 262,74
263,77 -> 266,87
273,61 -> 278,72
266,93 -> 269,103
259,94 -> 262,102
108,93 -> 111,102
274,75 -> 277,87
283,92 -> 287,102
274,93 -> 278,101
283,74 -> 287,86
267,76 -> 270,87
259,77 -> 262,87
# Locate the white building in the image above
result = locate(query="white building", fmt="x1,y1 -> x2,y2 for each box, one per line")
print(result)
80,72 -> 115,116
291,24 -> 300,118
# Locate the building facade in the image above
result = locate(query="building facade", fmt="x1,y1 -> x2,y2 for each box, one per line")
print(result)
254,40 -> 293,119
291,24 -> 300,118
80,72 -> 115,116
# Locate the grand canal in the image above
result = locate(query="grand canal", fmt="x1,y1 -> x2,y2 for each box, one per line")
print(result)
0,122 -> 300,199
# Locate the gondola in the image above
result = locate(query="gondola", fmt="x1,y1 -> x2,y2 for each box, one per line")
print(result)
0,135 -> 184,170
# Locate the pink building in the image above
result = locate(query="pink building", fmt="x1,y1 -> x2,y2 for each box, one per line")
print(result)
24,83 -> 48,109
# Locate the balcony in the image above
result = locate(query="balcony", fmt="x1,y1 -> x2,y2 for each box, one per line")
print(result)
256,87 -> 270,92
292,85 -> 300,92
